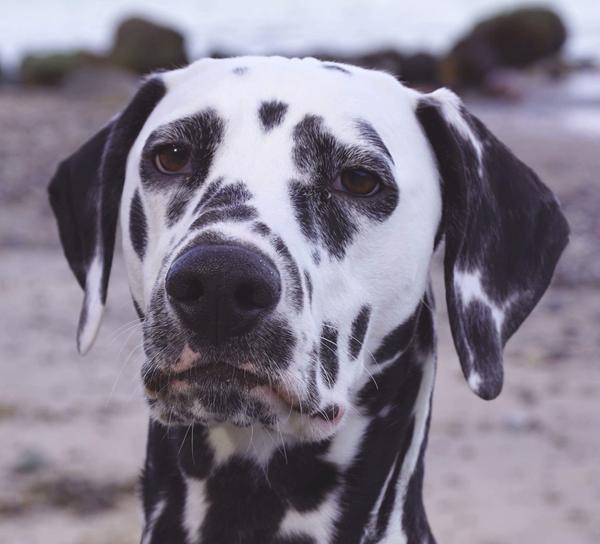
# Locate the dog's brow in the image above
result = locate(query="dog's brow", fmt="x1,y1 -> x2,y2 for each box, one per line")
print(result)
354,120 -> 393,163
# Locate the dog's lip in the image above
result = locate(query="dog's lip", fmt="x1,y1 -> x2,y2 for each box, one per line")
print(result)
144,362 -> 268,397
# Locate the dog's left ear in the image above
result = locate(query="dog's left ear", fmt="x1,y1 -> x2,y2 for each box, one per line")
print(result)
48,77 -> 166,354
416,88 -> 569,400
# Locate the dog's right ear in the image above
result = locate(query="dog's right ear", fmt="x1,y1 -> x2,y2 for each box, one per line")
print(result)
49,77 -> 166,354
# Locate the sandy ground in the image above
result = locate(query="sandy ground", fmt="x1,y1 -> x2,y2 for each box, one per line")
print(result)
0,72 -> 599,543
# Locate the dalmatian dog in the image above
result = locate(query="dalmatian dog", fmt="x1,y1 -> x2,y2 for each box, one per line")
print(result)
49,56 -> 568,543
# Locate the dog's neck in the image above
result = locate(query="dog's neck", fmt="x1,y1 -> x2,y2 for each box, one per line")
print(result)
142,300 -> 437,544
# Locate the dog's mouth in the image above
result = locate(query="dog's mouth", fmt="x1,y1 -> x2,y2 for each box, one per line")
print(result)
142,360 -> 342,433
143,362 -> 268,397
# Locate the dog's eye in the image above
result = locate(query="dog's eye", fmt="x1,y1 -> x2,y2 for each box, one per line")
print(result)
153,144 -> 191,174
335,168 -> 382,196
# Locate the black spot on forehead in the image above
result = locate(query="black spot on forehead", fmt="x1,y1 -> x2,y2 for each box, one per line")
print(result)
129,189 -> 147,259
232,66 -> 248,75
258,100 -> 289,132
355,119 -> 393,163
323,63 -> 351,74
349,305 -> 371,360
320,322 -> 339,388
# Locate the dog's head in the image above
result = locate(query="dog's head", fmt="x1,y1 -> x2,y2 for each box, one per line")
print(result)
49,57 -> 568,442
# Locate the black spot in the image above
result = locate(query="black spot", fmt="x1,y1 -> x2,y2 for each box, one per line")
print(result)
258,100 -> 289,131
129,189 -> 148,259
133,298 -> 145,320
140,108 -> 225,194
191,205 -> 258,230
205,181 -> 252,210
401,418 -> 434,543
367,419 -> 417,543
303,270 -> 313,305
191,180 -> 255,230
333,351 -> 426,543
374,306 -> 422,364
233,66 -> 248,75
141,421 -> 188,543
272,236 -> 303,312
349,305 -> 371,360
176,424 -> 214,480
273,536 -> 316,544
355,120 -> 393,163
291,115 -> 398,259
320,322 -> 339,388
193,177 -> 224,214
201,456 -> 285,543
269,441 -> 338,512
323,63 -> 351,74
252,221 -> 272,237
166,185 -> 194,226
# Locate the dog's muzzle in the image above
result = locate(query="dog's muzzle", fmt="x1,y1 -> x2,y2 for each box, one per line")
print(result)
166,243 -> 281,344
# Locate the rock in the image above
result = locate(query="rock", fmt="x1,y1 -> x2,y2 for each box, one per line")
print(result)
266,48 -> 440,88
109,16 -> 188,74
441,7 -> 567,89
12,449 -> 49,474
19,51 -> 102,86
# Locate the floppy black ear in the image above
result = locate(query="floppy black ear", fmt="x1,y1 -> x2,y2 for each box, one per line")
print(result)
416,89 -> 569,400
48,77 -> 166,353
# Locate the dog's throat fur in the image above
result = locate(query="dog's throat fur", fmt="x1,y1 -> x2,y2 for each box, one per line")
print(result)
141,299 -> 437,544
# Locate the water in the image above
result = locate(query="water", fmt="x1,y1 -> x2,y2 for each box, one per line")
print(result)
1,0 -> 599,68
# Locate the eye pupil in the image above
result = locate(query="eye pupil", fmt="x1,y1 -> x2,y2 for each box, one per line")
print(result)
154,144 -> 190,173
340,168 -> 380,196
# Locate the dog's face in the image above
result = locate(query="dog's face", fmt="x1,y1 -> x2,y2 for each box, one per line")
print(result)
120,58 -> 440,440
49,57 -> 568,443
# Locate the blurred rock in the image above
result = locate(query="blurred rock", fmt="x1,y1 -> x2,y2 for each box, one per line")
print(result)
30,476 -> 136,515
12,449 -> 49,475
440,7 -> 567,89
313,49 -> 438,87
345,49 -> 439,87
109,16 -> 188,74
19,51 -> 103,86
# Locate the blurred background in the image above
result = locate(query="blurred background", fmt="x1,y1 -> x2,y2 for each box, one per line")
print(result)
0,1 -> 598,543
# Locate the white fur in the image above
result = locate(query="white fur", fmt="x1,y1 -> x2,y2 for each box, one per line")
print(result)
77,254 -> 104,354
141,498 -> 166,544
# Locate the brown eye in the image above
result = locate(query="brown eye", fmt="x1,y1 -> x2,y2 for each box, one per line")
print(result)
336,168 -> 381,196
154,144 -> 191,174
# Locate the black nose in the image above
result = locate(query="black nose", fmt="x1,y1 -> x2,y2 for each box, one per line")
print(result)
165,244 -> 281,344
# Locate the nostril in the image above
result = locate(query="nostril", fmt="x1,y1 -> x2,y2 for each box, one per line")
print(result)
234,282 -> 271,311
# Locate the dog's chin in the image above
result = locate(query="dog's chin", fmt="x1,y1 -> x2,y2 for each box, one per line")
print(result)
146,384 -> 346,443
